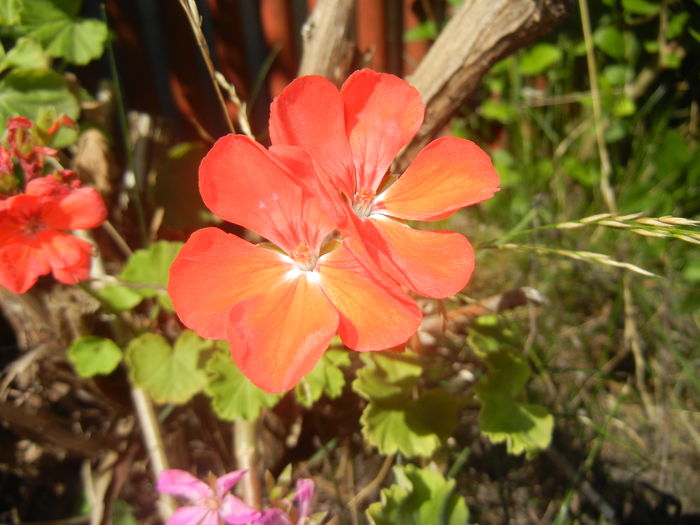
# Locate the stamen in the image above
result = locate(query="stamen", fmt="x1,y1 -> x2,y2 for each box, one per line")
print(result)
352,188 -> 376,217
290,242 -> 317,271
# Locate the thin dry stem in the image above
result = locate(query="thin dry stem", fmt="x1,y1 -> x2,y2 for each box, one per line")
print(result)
177,0 -> 235,134
578,0 -> 616,212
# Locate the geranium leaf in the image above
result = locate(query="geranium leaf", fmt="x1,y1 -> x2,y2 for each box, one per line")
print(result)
360,389 -> 459,458
352,351 -> 422,401
366,464 -> 469,525
120,240 -> 183,311
67,336 -> 122,378
474,344 -> 553,457
295,348 -> 350,408
96,283 -> 143,311
0,37 -> 49,73
0,68 -> 79,130
126,331 -> 210,405
21,0 -> 108,65
204,349 -> 282,421
519,43 -> 562,76
0,0 -> 22,25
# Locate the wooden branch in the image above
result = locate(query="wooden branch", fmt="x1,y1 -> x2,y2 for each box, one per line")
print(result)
396,0 -> 571,170
298,0 -> 356,83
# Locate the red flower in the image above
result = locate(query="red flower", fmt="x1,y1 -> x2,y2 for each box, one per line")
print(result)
168,136 -> 421,393
270,69 -> 500,299
0,173 -> 107,294
4,117 -> 58,182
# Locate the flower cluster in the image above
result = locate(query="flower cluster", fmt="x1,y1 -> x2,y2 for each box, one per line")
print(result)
0,117 -> 106,294
169,69 -> 500,393
158,469 -> 316,525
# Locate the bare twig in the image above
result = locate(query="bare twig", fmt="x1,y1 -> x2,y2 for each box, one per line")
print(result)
234,420 -> 262,509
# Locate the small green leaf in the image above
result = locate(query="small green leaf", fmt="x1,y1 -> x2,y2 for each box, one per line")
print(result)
474,347 -> 553,457
0,37 -> 49,73
126,331 -> 210,404
0,68 -> 79,130
480,98 -> 517,124
204,350 -> 281,421
519,43 -> 562,76
21,0 -> 108,65
67,336 -> 122,377
295,349 -> 350,408
622,0 -> 660,16
96,283 -> 143,311
594,26 -> 626,60
0,0 -> 22,25
366,464 -> 469,525
360,389 -> 459,458
667,12 -> 689,40
404,20 -> 437,42
120,240 -> 183,311
352,352 -> 422,401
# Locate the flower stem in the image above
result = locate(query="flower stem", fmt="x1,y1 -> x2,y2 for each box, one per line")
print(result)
234,419 -> 262,509
131,386 -> 176,520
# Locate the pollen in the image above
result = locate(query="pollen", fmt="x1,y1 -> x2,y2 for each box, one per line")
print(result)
352,188 -> 376,217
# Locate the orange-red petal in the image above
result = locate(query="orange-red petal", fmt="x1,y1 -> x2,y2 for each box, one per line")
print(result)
360,216 -> 475,298
198,135 -> 333,254
40,230 -> 93,284
317,242 -> 421,351
0,240 -> 49,293
375,137 -> 500,221
341,69 -> 423,192
168,228 -> 293,340
227,273 -> 338,393
269,75 -> 356,197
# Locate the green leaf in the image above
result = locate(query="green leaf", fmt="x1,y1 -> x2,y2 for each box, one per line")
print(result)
295,349 -> 350,408
126,331 -> 210,404
667,12 -> 689,40
0,0 -> 22,25
366,464 -> 469,525
622,0 -> 660,16
480,98 -> 517,124
0,37 -> 49,73
204,349 -> 282,420
361,389 -> 459,458
352,352 -> 422,401
594,26 -> 626,60
0,68 -> 79,130
474,347 -> 553,457
519,43 -> 562,76
67,336 -> 122,377
96,283 -> 143,311
21,0 -> 108,65
120,240 -> 183,311
404,20 -> 437,42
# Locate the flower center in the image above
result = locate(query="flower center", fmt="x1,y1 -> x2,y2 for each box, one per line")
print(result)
352,188 -> 376,217
290,242 -> 317,271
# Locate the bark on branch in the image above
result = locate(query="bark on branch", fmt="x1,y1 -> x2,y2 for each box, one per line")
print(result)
396,0 -> 571,169
298,0 -> 356,83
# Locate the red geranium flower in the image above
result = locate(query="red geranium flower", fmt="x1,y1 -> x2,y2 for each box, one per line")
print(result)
270,69 -> 500,299
168,136 -> 421,393
0,172 -> 107,294
4,117 -> 57,182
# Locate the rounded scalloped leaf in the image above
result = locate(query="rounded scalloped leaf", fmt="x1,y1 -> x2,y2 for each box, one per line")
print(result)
0,68 -> 79,131
67,336 -> 122,378
360,389 -> 459,458
204,350 -> 282,421
366,464 -> 469,525
295,348 -> 350,408
21,0 -> 108,65
120,240 -> 183,311
126,331 -> 210,405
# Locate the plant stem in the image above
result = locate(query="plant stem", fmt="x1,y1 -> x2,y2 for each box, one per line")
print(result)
131,386 -> 176,521
234,420 -> 262,508
578,0 -> 617,213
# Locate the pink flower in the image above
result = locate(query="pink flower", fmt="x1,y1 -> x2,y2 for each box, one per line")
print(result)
158,469 -> 262,525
